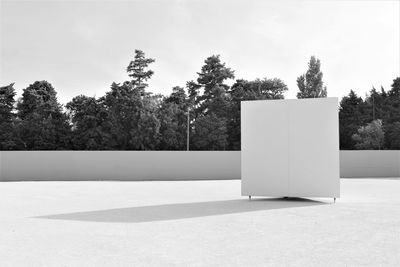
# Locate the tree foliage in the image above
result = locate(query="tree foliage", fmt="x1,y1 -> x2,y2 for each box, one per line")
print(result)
188,55 -> 234,150
66,95 -> 113,150
16,81 -> 71,150
384,122 -> 400,149
192,113 -> 228,150
1,51 -> 399,151
339,90 -> 366,149
102,50 -> 160,150
352,119 -> 384,150
339,78 -> 400,150
158,86 -> 188,150
127,49 -> 155,92
101,82 -> 160,150
0,83 -> 18,149
297,56 -> 327,98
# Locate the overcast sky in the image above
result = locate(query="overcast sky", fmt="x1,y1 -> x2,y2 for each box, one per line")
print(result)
1,0 -> 399,105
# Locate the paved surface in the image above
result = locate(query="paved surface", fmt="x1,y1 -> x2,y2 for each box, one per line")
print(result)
1,179 -> 399,266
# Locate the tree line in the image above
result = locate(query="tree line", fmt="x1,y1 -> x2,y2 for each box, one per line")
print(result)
0,50 -> 399,150
339,79 -> 400,150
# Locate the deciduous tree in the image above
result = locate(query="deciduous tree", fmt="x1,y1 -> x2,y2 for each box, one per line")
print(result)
158,86 -> 188,150
192,113 -> 228,150
352,119 -> 384,150
16,81 -> 71,150
66,95 -> 114,150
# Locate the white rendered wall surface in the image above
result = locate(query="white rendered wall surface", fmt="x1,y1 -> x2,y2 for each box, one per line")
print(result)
0,150 -> 399,181
340,150 -> 400,178
241,98 -> 340,198
0,151 -> 241,181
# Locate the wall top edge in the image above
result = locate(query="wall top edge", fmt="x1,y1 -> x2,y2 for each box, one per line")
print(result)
0,150 -> 399,152
0,150 -> 242,153
241,97 -> 339,104
340,150 -> 400,152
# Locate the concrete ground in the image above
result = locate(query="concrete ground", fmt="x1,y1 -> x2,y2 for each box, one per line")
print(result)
0,179 -> 399,267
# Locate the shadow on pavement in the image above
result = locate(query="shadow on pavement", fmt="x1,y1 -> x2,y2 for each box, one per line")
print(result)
36,197 -> 327,223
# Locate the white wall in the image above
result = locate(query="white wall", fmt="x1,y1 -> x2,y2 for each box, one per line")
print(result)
0,151 -> 399,181
0,151 -> 241,181
340,151 -> 400,178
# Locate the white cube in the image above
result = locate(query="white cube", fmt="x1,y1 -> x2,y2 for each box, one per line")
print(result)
241,98 -> 340,199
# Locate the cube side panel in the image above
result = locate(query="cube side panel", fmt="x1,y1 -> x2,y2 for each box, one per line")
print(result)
241,100 -> 289,197
288,98 -> 340,198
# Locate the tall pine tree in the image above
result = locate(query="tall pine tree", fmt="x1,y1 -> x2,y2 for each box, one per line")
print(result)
0,83 -> 19,149
102,50 -> 160,150
127,49 -> 155,93
189,55 -> 234,150
297,56 -> 327,98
